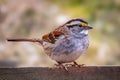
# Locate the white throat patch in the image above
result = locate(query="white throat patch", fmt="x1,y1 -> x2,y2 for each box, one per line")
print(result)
80,30 -> 88,35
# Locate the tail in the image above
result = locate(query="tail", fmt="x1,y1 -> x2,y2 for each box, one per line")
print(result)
7,38 -> 43,45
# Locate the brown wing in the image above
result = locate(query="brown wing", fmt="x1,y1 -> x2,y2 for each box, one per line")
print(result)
42,31 -> 63,44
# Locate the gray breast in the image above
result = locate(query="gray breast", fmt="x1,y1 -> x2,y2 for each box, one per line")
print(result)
49,35 -> 89,62
52,38 -> 76,56
52,35 -> 89,56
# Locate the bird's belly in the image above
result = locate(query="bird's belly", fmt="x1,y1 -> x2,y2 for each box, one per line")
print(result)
51,49 -> 85,63
50,38 -> 89,63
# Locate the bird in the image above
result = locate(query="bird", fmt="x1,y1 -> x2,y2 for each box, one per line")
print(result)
7,18 -> 93,68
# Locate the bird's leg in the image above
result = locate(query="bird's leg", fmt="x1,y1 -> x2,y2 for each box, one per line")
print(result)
55,62 -> 68,71
73,61 -> 85,67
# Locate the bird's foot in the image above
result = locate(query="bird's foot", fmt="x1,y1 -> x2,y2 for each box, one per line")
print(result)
72,61 -> 85,68
64,62 -> 85,68
54,62 -> 68,72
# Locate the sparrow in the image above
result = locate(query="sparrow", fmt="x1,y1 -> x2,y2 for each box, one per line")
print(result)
7,18 -> 93,68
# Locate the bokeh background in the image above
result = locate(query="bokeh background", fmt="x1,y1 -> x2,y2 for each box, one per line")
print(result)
0,0 -> 120,67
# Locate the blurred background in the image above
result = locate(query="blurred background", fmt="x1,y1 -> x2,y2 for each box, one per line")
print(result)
0,0 -> 120,67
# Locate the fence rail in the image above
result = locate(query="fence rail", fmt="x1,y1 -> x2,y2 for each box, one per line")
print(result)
0,66 -> 120,80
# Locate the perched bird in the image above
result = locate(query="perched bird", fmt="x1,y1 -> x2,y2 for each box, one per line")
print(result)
7,18 -> 93,68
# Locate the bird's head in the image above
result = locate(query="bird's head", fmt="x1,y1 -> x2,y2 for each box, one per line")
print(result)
64,18 -> 93,36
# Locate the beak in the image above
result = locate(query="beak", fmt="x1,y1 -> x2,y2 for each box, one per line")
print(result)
87,25 -> 93,30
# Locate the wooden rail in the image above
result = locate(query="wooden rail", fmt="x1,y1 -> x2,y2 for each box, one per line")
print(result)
0,66 -> 120,80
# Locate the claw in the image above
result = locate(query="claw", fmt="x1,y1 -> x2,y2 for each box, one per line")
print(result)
73,61 -> 85,68
54,62 -> 69,72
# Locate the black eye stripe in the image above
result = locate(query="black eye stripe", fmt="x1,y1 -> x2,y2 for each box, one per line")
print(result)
67,25 -> 74,28
67,24 -> 82,28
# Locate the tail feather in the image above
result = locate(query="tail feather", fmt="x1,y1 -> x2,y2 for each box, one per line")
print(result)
7,38 -> 43,45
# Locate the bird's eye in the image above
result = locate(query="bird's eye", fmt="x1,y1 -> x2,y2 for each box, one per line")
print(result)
78,24 -> 82,27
